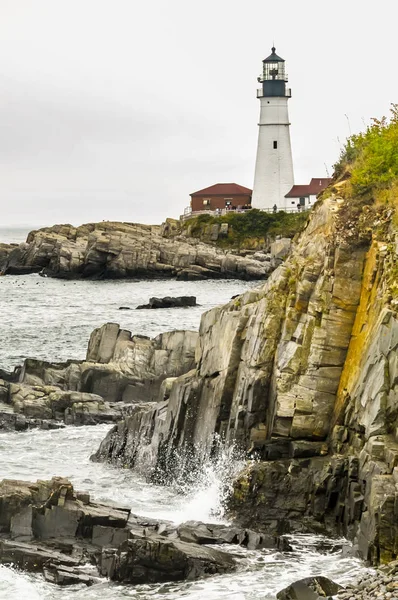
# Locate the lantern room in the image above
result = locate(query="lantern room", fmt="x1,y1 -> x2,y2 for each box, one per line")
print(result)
257,47 -> 290,98
262,47 -> 286,80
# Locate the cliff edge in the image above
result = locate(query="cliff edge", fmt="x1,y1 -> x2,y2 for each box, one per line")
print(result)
93,107 -> 398,563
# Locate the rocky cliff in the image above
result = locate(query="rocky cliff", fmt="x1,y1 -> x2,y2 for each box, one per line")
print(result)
0,221 -> 283,280
93,185 -> 398,564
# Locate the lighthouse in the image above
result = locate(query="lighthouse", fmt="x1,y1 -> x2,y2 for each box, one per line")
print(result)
252,47 -> 294,210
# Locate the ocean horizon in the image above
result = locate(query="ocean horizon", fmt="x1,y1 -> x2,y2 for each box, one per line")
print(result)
0,225 -> 39,244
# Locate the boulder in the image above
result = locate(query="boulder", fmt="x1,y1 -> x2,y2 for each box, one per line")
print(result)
136,296 -> 197,309
0,408 -> 65,432
270,237 -> 292,260
0,380 -> 121,427
43,564 -> 99,586
0,539 -> 80,572
0,243 -> 17,272
176,521 -> 279,550
99,533 -> 236,584
277,576 -> 342,600
0,367 -> 20,382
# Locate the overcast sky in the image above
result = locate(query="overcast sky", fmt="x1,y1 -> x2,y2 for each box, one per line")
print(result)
1,0 -> 397,227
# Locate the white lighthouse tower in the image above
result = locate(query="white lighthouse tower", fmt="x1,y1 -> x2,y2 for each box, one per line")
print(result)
252,47 -> 294,210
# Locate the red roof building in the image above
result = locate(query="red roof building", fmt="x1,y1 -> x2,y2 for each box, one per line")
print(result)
190,183 -> 252,212
308,178 -> 332,194
285,178 -> 331,208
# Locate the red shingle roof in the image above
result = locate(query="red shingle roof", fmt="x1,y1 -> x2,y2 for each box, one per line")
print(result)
285,178 -> 332,198
190,183 -> 252,197
308,178 -> 332,194
285,185 -> 312,198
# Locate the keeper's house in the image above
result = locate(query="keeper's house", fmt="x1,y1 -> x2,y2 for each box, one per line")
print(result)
190,183 -> 252,212
285,178 -> 331,209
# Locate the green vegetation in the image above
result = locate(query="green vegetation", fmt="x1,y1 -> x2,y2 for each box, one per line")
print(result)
334,104 -> 398,202
184,209 -> 308,248
333,105 -> 398,307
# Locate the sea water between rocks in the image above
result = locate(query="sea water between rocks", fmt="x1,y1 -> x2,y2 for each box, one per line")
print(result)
0,229 -> 368,598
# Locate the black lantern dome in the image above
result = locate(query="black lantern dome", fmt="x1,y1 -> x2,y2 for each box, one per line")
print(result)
257,47 -> 290,98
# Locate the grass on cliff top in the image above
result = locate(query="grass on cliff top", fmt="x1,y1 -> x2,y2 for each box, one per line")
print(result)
184,209 -> 308,247
332,104 -> 398,306
333,104 -> 398,207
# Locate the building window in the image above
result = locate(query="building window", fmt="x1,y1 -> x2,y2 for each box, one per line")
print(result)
225,200 -> 232,207
273,141 -> 277,149
299,197 -> 306,206
291,201 -> 295,205
203,199 -> 211,206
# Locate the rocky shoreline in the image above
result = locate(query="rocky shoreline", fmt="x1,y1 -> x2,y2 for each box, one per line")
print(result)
0,323 -> 198,430
0,476 -> 293,587
87,192 -> 398,565
0,221 -> 292,280
1,188 -> 398,593
1,472 -> 389,595
337,563 -> 398,600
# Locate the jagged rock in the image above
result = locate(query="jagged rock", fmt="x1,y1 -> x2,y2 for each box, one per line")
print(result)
0,539 -> 81,572
43,564 -> 99,586
0,407 -> 66,431
0,367 -> 20,382
90,195 -> 398,564
0,379 -> 121,427
0,243 -> 19,272
176,521 -> 279,550
99,533 -> 236,584
0,477 -> 131,585
91,524 -> 131,548
270,237 -> 291,260
0,477 -> 273,585
93,198 -> 366,473
91,401 -> 159,466
229,459 -> 322,535
1,221 -> 274,280
277,576 -> 342,600
0,477 -> 130,538
0,324 -> 198,429
136,296 -> 197,309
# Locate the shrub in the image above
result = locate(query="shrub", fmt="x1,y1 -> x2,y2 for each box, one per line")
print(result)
333,104 -> 398,200
185,209 -> 307,247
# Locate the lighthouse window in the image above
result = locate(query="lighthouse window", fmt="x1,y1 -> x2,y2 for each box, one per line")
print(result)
273,141 -> 278,149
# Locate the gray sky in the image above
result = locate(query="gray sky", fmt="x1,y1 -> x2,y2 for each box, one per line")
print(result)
1,0 -> 397,227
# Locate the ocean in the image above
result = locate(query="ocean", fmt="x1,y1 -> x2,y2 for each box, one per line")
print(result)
0,226 -> 34,244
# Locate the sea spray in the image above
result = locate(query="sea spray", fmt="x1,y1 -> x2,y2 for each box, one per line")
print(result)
134,434 -> 246,523
0,565 -> 44,600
